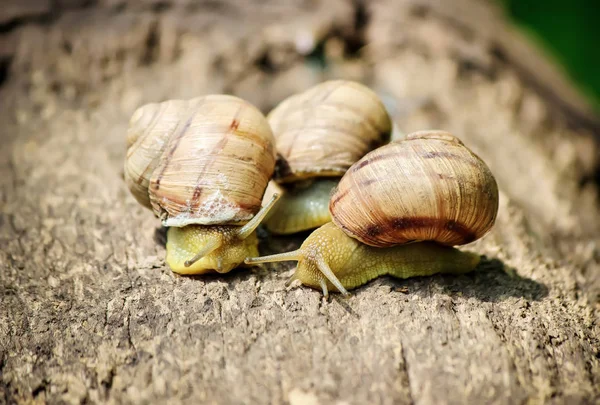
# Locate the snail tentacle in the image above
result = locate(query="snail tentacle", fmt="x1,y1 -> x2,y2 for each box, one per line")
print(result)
319,279 -> 329,298
184,238 -> 222,267
244,249 -> 302,265
316,255 -> 349,296
237,193 -> 280,240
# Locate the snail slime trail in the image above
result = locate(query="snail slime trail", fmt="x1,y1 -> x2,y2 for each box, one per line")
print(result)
246,130 -> 498,296
262,80 -> 393,235
124,95 -> 278,274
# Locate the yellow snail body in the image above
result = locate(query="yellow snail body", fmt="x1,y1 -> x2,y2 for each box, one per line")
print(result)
165,205 -> 276,274
124,95 -> 279,274
246,131 -> 499,296
262,80 -> 392,235
246,223 -> 480,296
260,178 -> 337,235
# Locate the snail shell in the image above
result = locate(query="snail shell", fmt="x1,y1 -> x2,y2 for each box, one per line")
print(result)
268,80 -> 392,182
125,99 -> 188,209
124,95 -> 276,227
262,80 -> 392,234
329,130 -> 499,247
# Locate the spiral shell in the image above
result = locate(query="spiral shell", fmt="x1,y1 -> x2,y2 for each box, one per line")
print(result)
329,130 -> 499,247
124,95 -> 276,227
125,100 -> 190,208
267,80 -> 392,182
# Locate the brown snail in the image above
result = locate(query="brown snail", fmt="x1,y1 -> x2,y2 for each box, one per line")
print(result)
246,131 -> 499,296
261,80 -> 392,234
124,95 -> 279,274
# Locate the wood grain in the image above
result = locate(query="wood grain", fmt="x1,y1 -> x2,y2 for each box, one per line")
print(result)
0,0 -> 598,404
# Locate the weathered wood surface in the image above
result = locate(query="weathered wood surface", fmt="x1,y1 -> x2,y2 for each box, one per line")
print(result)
1,0 -> 599,404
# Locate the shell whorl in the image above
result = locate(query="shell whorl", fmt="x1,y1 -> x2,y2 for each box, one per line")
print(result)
329,130 -> 499,247
124,95 -> 276,226
267,80 -> 392,182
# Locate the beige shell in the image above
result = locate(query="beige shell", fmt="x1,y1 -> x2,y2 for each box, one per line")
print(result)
267,80 -> 392,182
124,95 -> 276,227
329,130 -> 499,247
125,100 -> 190,209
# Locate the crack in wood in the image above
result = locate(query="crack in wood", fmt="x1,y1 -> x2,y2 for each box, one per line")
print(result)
400,343 -> 415,405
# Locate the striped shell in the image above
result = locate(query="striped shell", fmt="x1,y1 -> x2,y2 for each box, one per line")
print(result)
268,80 -> 392,182
124,95 -> 276,227
329,131 -> 499,247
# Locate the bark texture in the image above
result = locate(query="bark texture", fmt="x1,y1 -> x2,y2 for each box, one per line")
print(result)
1,0 -> 599,404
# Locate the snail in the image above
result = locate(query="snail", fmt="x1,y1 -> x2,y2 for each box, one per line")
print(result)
124,95 -> 279,274
245,130 -> 499,296
261,80 -> 392,235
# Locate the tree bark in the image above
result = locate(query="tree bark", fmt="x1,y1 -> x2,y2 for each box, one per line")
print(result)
1,0 -> 599,404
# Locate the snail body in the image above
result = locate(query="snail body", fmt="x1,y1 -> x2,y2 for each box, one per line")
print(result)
246,131 -> 498,295
262,178 -> 338,235
246,223 -> 480,295
263,80 -> 392,234
166,212 -> 271,275
124,95 -> 279,274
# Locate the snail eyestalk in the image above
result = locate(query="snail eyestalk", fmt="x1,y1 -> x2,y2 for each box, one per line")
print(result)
244,249 -> 302,265
237,193 -> 280,240
184,238 -> 222,267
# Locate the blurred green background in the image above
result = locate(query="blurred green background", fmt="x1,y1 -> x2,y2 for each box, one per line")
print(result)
500,0 -> 600,111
